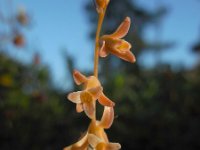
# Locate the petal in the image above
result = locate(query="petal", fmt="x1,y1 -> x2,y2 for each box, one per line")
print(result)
63,132 -> 88,150
76,103 -> 83,113
98,106 -> 114,129
115,40 -> 131,52
96,143 -> 107,150
83,101 -> 95,119
115,50 -> 136,63
103,38 -> 123,49
105,143 -> 121,150
80,91 -> 94,104
85,76 -> 101,90
88,134 -> 102,148
67,91 -> 81,103
109,17 -> 131,39
73,70 -> 87,85
98,93 -> 115,107
88,86 -> 103,100
88,121 -> 109,143
99,41 -> 109,57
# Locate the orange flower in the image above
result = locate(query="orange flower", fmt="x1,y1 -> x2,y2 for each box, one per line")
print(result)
95,0 -> 110,13
67,70 -> 115,119
63,106 -> 121,150
99,17 -> 136,63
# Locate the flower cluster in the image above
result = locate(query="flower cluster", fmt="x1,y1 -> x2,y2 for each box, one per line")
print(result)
64,0 -> 135,149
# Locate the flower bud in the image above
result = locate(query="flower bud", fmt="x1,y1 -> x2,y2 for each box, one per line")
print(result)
96,0 -> 110,13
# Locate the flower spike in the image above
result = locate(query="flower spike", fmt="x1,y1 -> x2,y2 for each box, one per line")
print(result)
65,0 -> 136,149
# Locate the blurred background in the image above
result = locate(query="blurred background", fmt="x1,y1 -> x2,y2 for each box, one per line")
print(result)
0,0 -> 200,149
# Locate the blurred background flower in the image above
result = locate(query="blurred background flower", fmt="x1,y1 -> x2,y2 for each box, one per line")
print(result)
0,0 -> 200,150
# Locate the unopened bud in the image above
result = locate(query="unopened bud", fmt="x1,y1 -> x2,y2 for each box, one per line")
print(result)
96,0 -> 110,13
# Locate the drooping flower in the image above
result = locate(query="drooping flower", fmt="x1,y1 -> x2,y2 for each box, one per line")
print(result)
67,70 -> 115,119
95,0 -> 110,13
63,106 -> 121,150
99,17 -> 136,63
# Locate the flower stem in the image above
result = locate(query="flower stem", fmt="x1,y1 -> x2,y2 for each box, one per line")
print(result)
93,11 -> 105,78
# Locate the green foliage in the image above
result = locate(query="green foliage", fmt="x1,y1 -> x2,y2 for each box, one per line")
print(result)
0,53 -> 89,150
104,67 -> 200,150
1,52 -> 200,150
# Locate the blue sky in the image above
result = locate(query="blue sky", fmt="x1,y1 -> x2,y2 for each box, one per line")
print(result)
138,0 -> 200,69
1,0 -> 200,89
